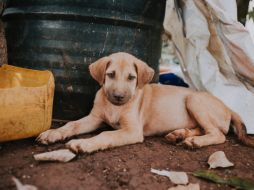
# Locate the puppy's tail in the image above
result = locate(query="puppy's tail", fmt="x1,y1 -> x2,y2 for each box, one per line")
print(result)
231,111 -> 254,147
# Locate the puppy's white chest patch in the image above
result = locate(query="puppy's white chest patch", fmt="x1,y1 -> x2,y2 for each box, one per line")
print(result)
104,107 -> 121,129
106,117 -> 121,130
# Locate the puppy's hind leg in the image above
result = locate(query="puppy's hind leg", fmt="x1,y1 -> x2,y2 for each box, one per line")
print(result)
183,130 -> 226,148
183,94 -> 230,148
165,128 -> 202,144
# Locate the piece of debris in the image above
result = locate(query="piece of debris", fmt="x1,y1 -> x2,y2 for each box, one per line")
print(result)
12,177 -> 38,190
151,168 -> 188,185
168,183 -> 200,190
34,149 -> 76,162
193,170 -> 254,190
66,85 -> 73,92
208,151 -> 234,169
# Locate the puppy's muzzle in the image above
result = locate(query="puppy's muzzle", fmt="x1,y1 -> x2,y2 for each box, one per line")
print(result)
113,93 -> 125,103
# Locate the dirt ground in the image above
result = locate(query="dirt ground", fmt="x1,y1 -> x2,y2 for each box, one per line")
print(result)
0,122 -> 254,190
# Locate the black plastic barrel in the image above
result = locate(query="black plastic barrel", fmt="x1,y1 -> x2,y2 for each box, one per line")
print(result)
3,0 -> 166,120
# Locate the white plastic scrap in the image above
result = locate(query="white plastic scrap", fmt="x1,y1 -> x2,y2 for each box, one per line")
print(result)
12,177 -> 38,190
168,183 -> 200,190
151,168 -> 188,185
34,149 -> 76,163
208,151 -> 234,169
164,0 -> 254,134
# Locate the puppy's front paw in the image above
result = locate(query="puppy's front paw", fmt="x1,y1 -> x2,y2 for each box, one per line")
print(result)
36,129 -> 64,145
66,139 -> 95,153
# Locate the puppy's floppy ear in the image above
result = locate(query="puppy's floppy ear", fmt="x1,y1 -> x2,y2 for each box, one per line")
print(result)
89,56 -> 111,85
134,58 -> 154,88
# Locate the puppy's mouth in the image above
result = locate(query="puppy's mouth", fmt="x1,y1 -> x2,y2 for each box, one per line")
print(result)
111,100 -> 126,106
108,98 -> 128,106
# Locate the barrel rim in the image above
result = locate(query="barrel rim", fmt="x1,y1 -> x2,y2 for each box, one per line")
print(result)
2,6 -> 163,29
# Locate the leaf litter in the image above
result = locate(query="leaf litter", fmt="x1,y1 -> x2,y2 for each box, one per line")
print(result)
151,168 -> 188,185
34,149 -> 76,163
208,151 -> 234,169
12,177 -> 38,190
193,170 -> 254,190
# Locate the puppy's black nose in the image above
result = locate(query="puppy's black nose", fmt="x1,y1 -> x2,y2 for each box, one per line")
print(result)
113,93 -> 124,101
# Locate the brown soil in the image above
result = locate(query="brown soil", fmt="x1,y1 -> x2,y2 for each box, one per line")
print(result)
0,122 -> 254,190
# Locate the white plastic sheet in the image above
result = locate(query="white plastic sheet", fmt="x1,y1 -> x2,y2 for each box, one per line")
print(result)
164,0 -> 254,134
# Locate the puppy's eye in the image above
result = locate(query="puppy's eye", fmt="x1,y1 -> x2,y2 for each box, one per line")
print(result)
106,71 -> 115,79
128,74 -> 136,81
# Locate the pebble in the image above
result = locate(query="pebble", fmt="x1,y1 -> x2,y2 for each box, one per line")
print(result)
78,176 -> 85,180
103,169 -> 108,173
22,175 -> 31,179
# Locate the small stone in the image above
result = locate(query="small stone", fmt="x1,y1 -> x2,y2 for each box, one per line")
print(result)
103,169 -> 108,173
67,86 -> 73,92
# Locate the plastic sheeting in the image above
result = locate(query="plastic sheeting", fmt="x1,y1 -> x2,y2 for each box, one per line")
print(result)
164,0 -> 254,134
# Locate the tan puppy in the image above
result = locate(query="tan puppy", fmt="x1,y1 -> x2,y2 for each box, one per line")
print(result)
37,52 -> 254,153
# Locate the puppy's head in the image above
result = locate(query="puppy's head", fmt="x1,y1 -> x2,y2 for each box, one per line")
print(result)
89,52 -> 154,106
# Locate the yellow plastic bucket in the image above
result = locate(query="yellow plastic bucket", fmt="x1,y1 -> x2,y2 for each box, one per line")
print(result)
0,64 -> 55,142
